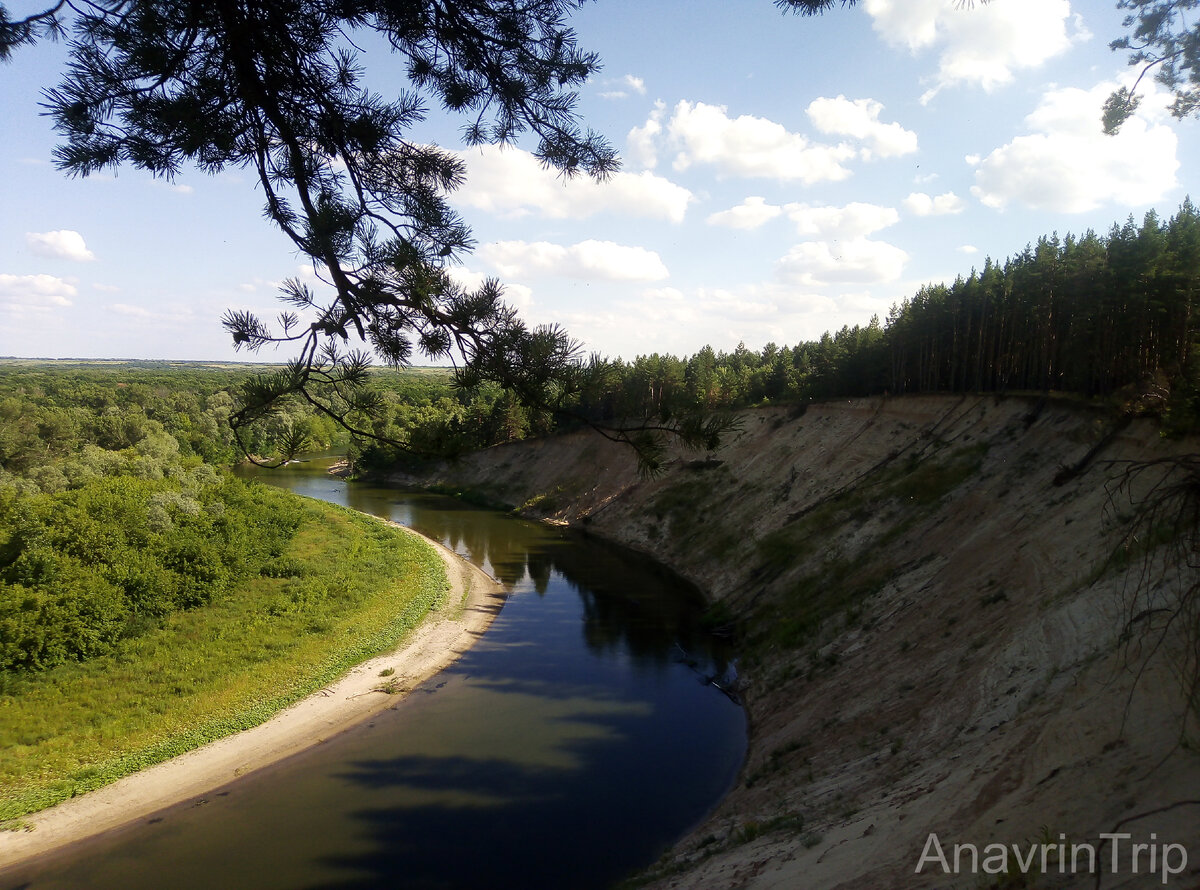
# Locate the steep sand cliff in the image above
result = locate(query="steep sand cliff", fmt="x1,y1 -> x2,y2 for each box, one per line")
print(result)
391,394 -> 1200,889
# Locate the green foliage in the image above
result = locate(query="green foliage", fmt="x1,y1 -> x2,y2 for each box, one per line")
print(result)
0,472 -> 301,672
750,445 -> 986,651
0,500 -> 446,821
765,561 -> 894,650
0,361 -> 460,675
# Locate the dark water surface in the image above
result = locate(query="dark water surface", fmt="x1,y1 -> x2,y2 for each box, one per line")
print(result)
6,458 -> 745,890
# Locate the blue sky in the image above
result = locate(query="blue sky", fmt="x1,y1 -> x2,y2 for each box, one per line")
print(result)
1,0 -> 1195,362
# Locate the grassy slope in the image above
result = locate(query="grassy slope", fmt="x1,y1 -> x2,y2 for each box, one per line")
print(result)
0,497 -> 446,822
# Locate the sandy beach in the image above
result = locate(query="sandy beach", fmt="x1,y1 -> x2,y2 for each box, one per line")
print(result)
0,524 -> 506,870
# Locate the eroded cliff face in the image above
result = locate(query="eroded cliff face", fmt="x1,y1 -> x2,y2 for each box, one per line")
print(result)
389,395 -> 1200,889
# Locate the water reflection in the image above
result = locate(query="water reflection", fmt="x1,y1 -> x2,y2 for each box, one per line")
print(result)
254,457 -> 736,683
1,457 -> 745,890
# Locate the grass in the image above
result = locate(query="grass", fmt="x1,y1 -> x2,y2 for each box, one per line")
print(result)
746,442 -> 990,653
0,497 -> 447,822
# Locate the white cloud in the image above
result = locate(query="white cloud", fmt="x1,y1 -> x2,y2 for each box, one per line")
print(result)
706,196 -> 783,230
664,100 -> 857,183
627,101 -> 666,169
970,81 -> 1179,213
864,0 -> 1081,99
957,245 -> 979,255
806,96 -> 918,159
903,191 -> 966,216
454,144 -> 692,222
0,273 -> 77,312
776,238 -> 908,287
784,202 -> 900,239
478,239 -> 669,282
600,74 -> 647,100
25,230 -> 96,262
864,0 -> 943,51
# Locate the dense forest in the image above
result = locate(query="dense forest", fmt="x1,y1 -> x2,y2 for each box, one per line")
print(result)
576,202 -> 1200,416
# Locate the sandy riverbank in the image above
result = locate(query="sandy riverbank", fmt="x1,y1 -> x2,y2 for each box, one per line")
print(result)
0,525 -> 505,871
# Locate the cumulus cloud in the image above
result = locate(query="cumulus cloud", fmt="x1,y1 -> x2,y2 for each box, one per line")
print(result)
632,98 -> 912,183
706,196 -> 784,230
478,239 -> 669,282
785,202 -> 900,239
958,245 -> 980,255
25,230 -> 95,262
970,81 -> 1179,213
864,0 -> 1082,100
776,238 -> 908,287
806,96 -> 918,159
662,100 -> 857,183
454,144 -> 691,222
903,191 -> 966,216
0,273 -> 77,312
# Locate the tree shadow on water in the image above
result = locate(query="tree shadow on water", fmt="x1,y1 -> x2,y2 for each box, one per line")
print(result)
306,717 -> 679,890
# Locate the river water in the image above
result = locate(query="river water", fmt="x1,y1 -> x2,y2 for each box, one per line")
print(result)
7,458 -> 745,890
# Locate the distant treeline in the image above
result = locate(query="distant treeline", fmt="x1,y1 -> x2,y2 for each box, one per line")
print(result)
361,200 -> 1200,464
580,201 -> 1200,417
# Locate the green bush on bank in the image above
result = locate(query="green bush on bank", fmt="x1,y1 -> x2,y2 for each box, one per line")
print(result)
0,473 -> 300,672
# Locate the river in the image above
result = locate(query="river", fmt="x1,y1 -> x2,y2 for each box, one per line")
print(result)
5,457 -> 746,890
